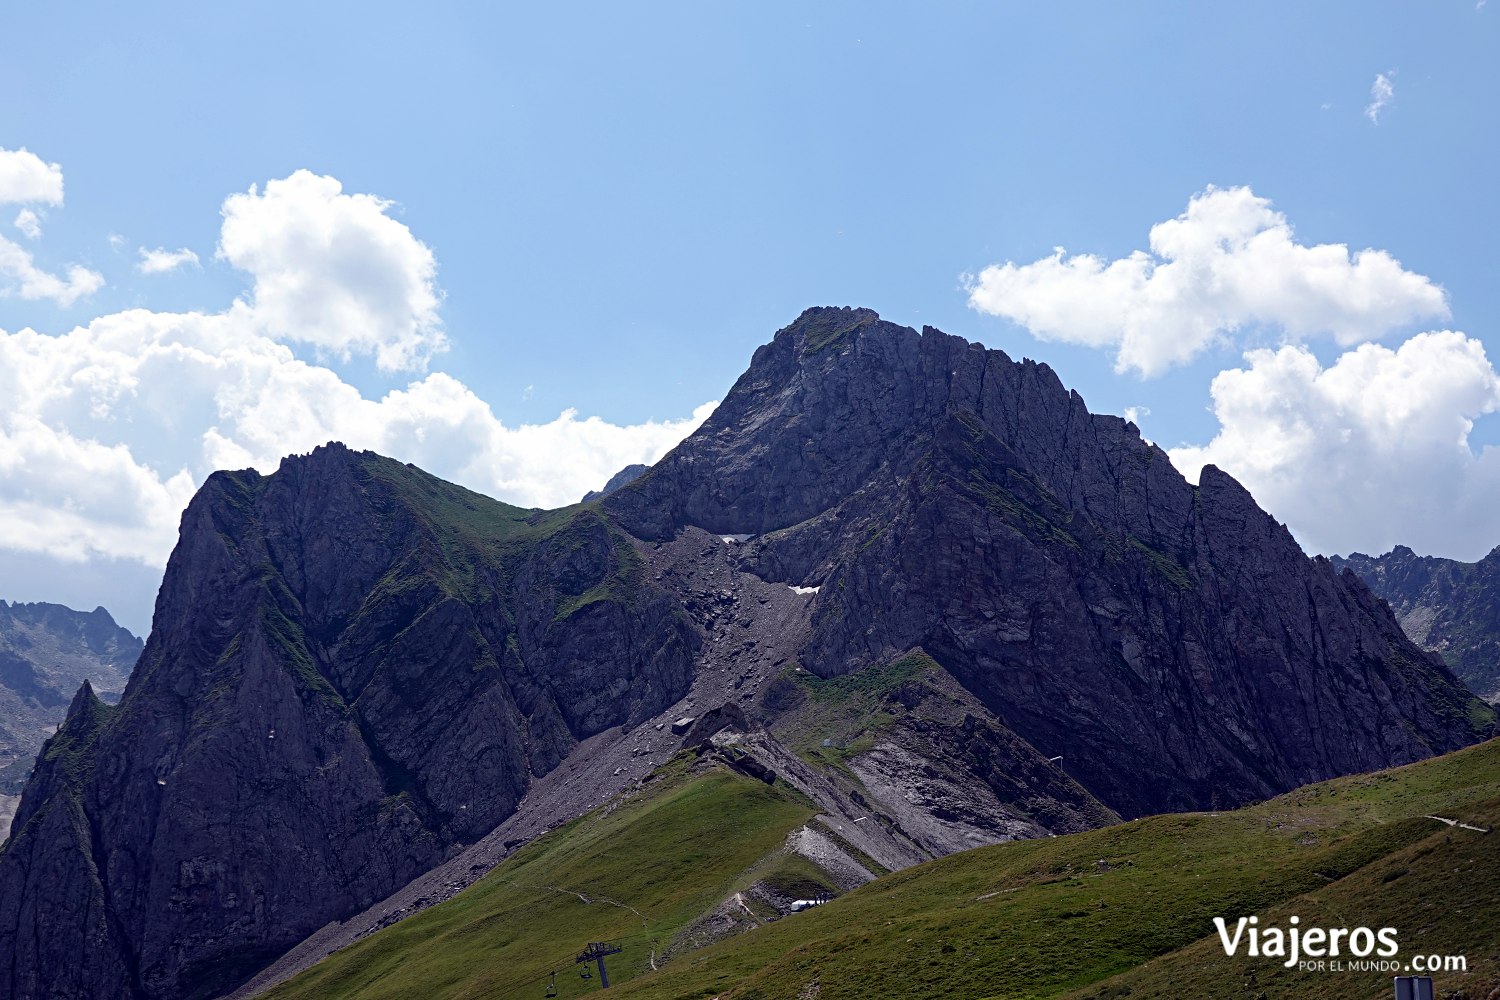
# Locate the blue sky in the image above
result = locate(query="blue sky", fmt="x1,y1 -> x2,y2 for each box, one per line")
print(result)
2,2 -> 1497,635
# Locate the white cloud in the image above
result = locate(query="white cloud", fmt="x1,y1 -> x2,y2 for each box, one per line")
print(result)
0,310 -> 715,563
0,168 -> 716,567
137,246 -> 201,274
1170,332 -> 1500,560
0,148 -> 103,307
0,148 -> 64,206
200,362 -> 717,511
0,417 -> 197,564
14,208 -> 42,240
219,170 -> 445,372
0,234 -> 105,306
966,186 -> 1447,376
1366,72 -> 1395,124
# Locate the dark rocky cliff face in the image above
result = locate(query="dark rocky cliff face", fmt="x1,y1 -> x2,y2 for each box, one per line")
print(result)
0,307 -> 1490,1000
0,446 -> 695,1000
608,307 -> 1493,816
1334,545 -> 1500,702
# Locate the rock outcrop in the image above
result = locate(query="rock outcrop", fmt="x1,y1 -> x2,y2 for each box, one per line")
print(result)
1334,544 -> 1500,702
0,445 -> 695,1000
608,307 -> 1493,816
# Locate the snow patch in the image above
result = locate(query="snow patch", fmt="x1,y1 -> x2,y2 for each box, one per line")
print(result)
790,585 -> 820,595
719,533 -> 754,543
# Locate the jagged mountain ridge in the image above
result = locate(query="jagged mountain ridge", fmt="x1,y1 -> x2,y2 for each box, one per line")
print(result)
0,450 -> 698,1000
0,306 -> 1490,1000
607,306 -> 1491,815
1334,544 -> 1500,702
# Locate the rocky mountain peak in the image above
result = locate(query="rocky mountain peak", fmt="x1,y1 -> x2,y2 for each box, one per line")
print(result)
612,307 -> 1488,811
608,307 -> 1032,538
0,445 -> 698,999
63,678 -> 98,721
777,304 -> 885,354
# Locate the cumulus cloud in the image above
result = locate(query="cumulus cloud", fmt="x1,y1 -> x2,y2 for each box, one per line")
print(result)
0,310 -> 714,563
0,236 -> 105,306
0,148 -> 64,206
0,168 -> 716,568
14,208 -> 42,239
206,368 -> 717,511
0,147 -> 103,306
1366,72 -> 1395,124
966,186 -> 1448,376
1170,332 -> 1500,560
137,246 -> 200,274
219,170 -> 445,371
0,417 -> 198,564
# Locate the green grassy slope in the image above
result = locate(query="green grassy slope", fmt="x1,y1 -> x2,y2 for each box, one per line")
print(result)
356,451 -> 604,608
606,739 -> 1500,1000
1062,800 -> 1500,1000
268,735 -> 1499,1000
264,760 -> 817,1000
769,652 -> 932,774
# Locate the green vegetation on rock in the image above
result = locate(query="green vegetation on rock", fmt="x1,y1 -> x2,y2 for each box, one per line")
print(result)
774,652 -> 935,774
798,308 -> 879,354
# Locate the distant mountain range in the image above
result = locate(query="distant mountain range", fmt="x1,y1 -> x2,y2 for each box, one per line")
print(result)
0,307 -> 1491,1000
0,600 -> 140,788
581,462 -> 649,501
1334,545 -> 1500,702
0,599 -> 140,840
